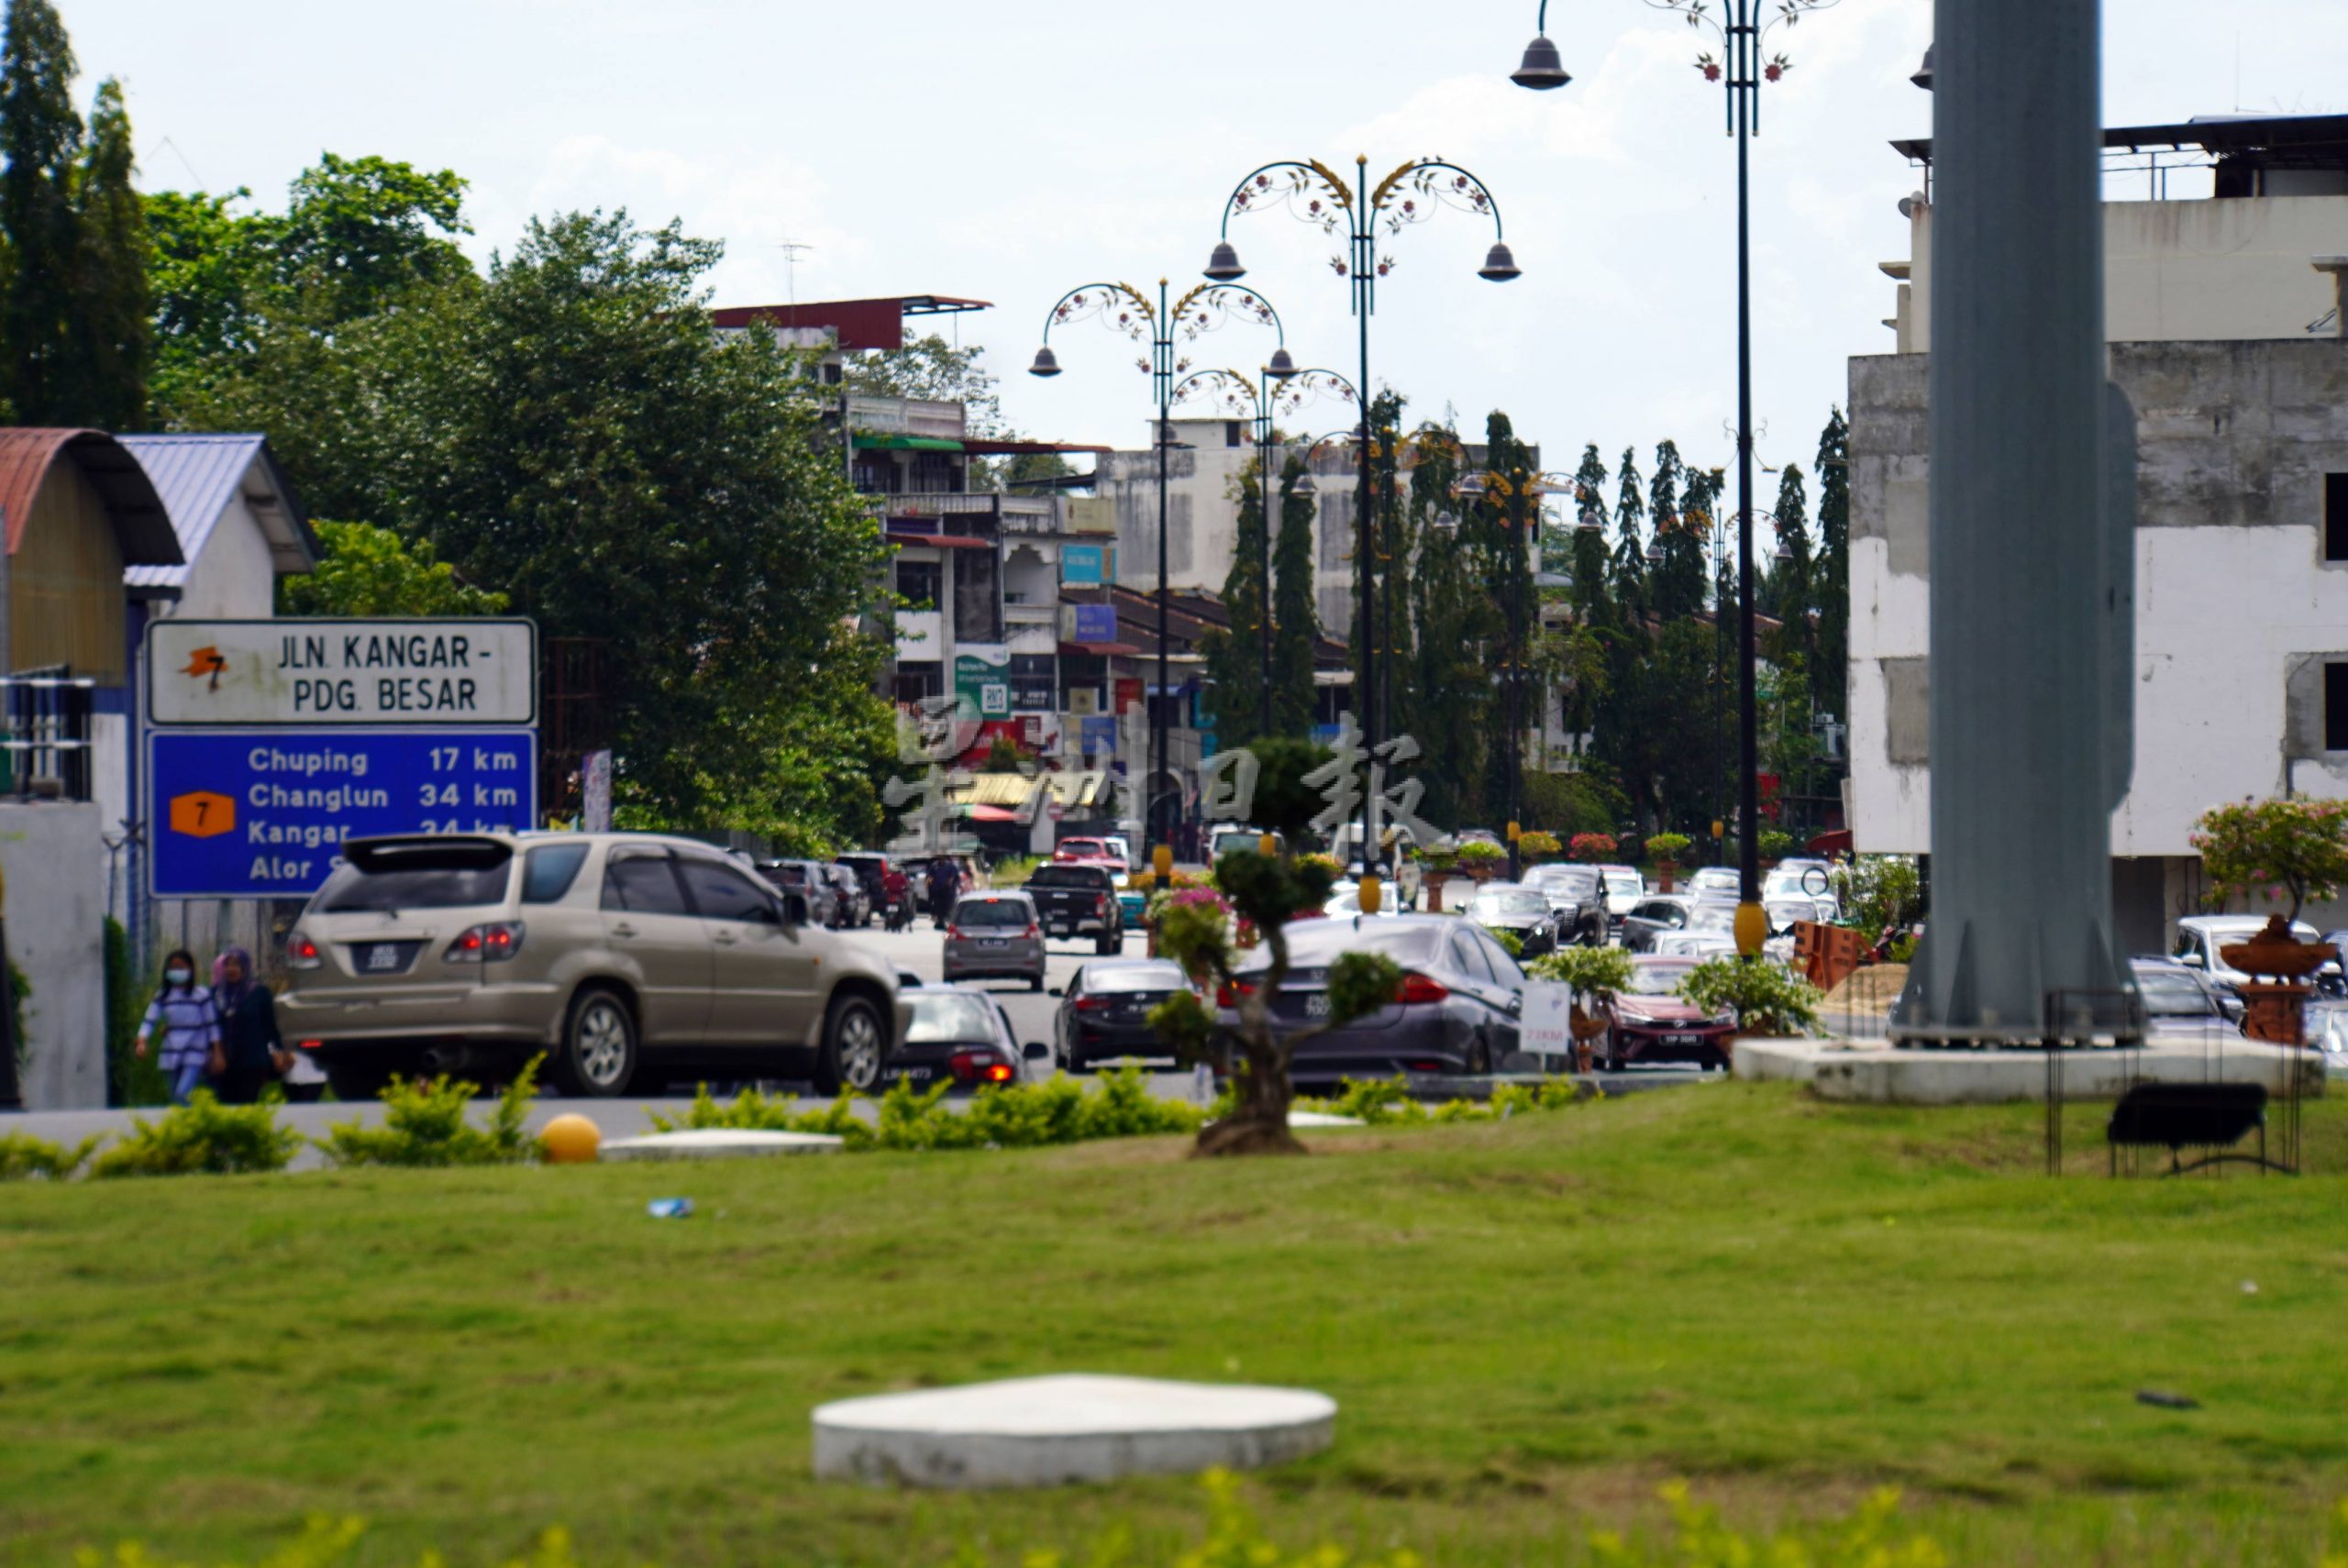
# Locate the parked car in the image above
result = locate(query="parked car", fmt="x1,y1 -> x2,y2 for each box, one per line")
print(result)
2129,956 -> 2245,1036
1024,862 -> 1126,954
1621,894 -> 1707,953
1344,855 -> 1423,911
881,986 -> 1050,1091
1523,864 -> 1608,946
1100,834 -> 1136,872
1115,872 -> 1149,926
1052,958 -> 1191,1071
835,852 -> 893,922
1686,867 -> 1741,897
2171,914 -> 2320,991
1597,864 -> 1645,933
280,833 -> 908,1099
1465,884 -> 1564,958
1054,835 -> 1117,864
942,891 -> 1047,990
1324,886 -> 1401,919
755,858 -> 838,929
823,863 -> 870,929
1208,825 -> 1286,864
1217,914 -> 1526,1086
1592,955 -> 1737,1071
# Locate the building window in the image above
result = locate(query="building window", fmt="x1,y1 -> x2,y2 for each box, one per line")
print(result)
1226,421 -> 1244,447
895,559 -> 942,610
2328,473 -> 2348,563
2328,662 -> 2348,752
892,662 -> 943,706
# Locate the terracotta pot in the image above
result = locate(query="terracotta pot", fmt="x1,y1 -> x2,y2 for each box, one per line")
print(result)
1464,860 -> 1499,884
2219,914 -> 2338,981
1657,862 -> 1676,894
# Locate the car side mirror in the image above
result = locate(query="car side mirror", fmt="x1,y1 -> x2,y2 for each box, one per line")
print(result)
2177,951 -> 2204,967
1047,986 -> 1063,998
896,970 -> 922,988
781,892 -> 810,926
1023,1041 -> 1051,1062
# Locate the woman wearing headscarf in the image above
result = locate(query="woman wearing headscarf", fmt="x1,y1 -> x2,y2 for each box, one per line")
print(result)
210,947 -> 285,1104
133,949 -> 220,1106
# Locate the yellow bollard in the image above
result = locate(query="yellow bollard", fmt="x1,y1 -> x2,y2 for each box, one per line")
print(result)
539,1113 -> 602,1164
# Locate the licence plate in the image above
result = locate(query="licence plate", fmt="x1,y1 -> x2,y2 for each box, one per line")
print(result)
1666,1034 -> 1700,1047
353,941 -> 423,976
1304,993 -> 1331,1018
892,1066 -> 935,1082
981,938 -> 1006,947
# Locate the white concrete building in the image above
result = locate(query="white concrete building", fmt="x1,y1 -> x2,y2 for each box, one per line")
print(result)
1849,113 -> 2348,950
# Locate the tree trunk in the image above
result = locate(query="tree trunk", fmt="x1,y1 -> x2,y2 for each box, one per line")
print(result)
1192,926 -> 1305,1157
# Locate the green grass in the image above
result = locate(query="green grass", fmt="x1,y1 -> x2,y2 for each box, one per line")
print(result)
5,1084 -> 2348,1565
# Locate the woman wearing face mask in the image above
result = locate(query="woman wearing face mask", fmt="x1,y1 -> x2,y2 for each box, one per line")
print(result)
210,946 -> 285,1105
133,949 -> 222,1106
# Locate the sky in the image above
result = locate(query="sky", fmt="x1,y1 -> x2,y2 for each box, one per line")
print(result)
74,0 -> 2348,487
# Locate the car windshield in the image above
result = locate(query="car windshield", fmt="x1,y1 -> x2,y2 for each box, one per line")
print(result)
1604,871 -> 1642,894
1689,904 -> 1738,932
2135,972 -> 2212,1015
904,993 -> 1000,1044
1258,922 -> 1439,970
1087,964 -> 1184,994
1689,869 -> 1738,889
317,859 -> 510,911
1058,840 -> 1108,857
1627,963 -> 1694,996
954,898 -> 1031,928
1027,866 -> 1104,888
1473,891 -> 1550,918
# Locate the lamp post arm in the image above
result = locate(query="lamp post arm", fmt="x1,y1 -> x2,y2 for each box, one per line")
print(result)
1368,158 -> 1511,241
1166,282 -> 1289,350
1217,159 -> 1359,238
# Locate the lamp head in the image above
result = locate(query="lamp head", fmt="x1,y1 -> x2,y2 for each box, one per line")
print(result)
1028,346 -> 1062,378
1203,240 -> 1246,282
1910,45 -> 1933,91
1478,241 -> 1523,282
1293,469 -> 1318,499
1265,347 -> 1299,381
1512,33 -> 1571,91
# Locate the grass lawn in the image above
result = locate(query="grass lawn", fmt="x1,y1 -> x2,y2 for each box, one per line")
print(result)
5,1081 -> 2348,1566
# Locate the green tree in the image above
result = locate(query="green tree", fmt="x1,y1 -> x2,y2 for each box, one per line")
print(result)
276,520 -> 509,617
1401,417 -> 1492,827
1760,461 -> 1813,668
1202,456 -> 1270,751
847,334 -> 1002,432
1650,440 -> 1709,621
1567,442 -> 1611,624
277,153 -> 470,324
1610,444 -> 1649,614
0,0 -> 82,423
1268,452 -> 1319,736
61,77 -> 146,430
1813,407 -> 1850,722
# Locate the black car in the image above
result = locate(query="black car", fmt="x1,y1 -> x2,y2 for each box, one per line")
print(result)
1024,862 -> 1127,955
1052,958 -> 1190,1070
1619,894 -> 1735,953
1464,885 -> 1563,958
1522,864 -> 1607,946
822,863 -> 870,929
881,986 -> 1052,1091
1219,915 -> 1525,1087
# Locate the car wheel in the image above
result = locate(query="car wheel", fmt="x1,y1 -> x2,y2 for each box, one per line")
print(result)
814,991 -> 886,1097
324,1058 -> 395,1101
1097,933 -> 1123,955
1471,1035 -> 1495,1076
558,986 -> 638,1098
1030,972 -> 1047,993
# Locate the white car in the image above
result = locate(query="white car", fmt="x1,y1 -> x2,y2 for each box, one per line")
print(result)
2171,914 -> 2320,990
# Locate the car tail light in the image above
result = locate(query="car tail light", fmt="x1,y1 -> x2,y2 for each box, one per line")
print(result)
1406,1059 -> 1446,1073
1395,972 -> 1450,1005
1215,981 -> 1257,1008
1024,921 -> 1041,939
1095,894 -> 1109,917
948,1050 -> 1016,1084
298,1039 -> 323,1052
286,933 -> 322,969
443,922 -> 526,964
1075,994 -> 1113,1013
947,925 -> 966,940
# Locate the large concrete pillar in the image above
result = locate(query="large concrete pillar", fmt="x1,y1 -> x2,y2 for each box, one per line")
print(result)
1894,0 -> 2132,1043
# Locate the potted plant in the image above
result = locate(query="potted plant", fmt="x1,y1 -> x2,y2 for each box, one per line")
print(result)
1419,843 -> 1459,912
1646,833 -> 1692,894
2192,798 -> 2348,1041
1677,955 -> 1823,1054
1457,839 -> 1507,883
1529,945 -> 1634,1072
1758,829 -> 1795,867
1518,830 -> 1562,866
1568,832 -> 1618,864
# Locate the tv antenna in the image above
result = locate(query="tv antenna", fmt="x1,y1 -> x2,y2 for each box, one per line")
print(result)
776,240 -> 814,307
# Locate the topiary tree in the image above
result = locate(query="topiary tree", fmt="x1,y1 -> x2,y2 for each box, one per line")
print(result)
1151,848 -> 1401,1157
1646,832 -> 1692,866
1517,830 -> 1562,863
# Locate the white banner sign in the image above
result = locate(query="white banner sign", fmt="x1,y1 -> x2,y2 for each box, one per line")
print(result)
1520,981 -> 1578,1071
148,619 -> 537,727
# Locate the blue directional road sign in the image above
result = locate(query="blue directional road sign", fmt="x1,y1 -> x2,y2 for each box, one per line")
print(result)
149,729 -> 537,900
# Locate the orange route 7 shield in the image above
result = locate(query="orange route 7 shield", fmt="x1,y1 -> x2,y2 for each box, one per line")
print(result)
169,791 -> 236,838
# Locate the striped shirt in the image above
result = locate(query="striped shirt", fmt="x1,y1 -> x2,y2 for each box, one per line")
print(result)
139,988 -> 220,1072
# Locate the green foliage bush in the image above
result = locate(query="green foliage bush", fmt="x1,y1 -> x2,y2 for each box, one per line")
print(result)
1830,854 -> 1923,937
1517,829 -> 1562,860
988,854 -> 1040,889
1456,839 -> 1506,867
1759,829 -> 1796,859
0,1131 -> 99,1180
1487,927 -> 1525,959
89,1092 -> 302,1178
1646,832 -> 1693,865
1677,958 -> 1822,1037
1302,1074 -> 1583,1125
653,1065 -> 1204,1154
1527,944 -> 1634,997
105,918 -> 171,1107
316,1057 -> 542,1167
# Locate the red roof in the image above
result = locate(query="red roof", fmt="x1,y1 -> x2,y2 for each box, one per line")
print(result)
0,428 -> 180,565
708,295 -> 991,353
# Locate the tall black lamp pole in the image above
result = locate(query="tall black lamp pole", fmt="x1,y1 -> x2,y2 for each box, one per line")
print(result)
1031,282 -> 1287,862
1513,0 -> 1837,955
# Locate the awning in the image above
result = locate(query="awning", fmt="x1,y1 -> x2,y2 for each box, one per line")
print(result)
856,434 -> 964,451
958,437 -> 1113,457
1059,640 -> 1141,657
887,532 -> 992,550
958,803 -> 1020,823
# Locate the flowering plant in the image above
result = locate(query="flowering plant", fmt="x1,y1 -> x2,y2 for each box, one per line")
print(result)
1517,830 -> 1562,861
1568,833 -> 1619,863
2191,797 -> 2348,925
1146,878 -> 1226,923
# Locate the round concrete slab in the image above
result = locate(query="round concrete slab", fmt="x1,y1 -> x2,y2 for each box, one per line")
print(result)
1286,1111 -> 1368,1128
813,1374 -> 1336,1488
600,1129 -> 844,1162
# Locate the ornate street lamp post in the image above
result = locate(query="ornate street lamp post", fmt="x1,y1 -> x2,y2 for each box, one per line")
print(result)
1204,157 -> 1520,836
1030,282 -> 1289,862
1512,0 -> 1837,957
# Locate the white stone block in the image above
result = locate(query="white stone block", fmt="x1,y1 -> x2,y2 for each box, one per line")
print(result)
600,1129 -> 844,1162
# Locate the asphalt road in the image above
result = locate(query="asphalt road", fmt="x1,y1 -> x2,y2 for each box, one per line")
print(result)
3,914 -> 1705,1166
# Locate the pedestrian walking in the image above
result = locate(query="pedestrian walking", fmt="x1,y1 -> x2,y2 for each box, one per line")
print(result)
209,946 -> 286,1105
133,949 -> 220,1106
930,854 -> 961,930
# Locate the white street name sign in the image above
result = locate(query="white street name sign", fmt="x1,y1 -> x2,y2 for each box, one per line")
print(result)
147,618 -> 537,726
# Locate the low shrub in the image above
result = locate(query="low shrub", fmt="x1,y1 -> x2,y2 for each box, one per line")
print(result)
1759,828 -> 1796,860
1302,1074 -> 1583,1126
654,1065 -> 1202,1154
316,1056 -> 543,1167
89,1092 -> 302,1178
1517,829 -> 1562,860
988,854 -> 1041,889
1527,944 -> 1634,998
0,1130 -> 99,1180
1456,840 -> 1506,867
1487,927 -> 1525,959
1677,956 -> 1823,1037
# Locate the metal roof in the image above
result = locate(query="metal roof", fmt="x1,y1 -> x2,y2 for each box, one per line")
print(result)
1891,111 -> 2348,166
707,295 -> 994,352
117,434 -> 318,591
0,428 -> 179,567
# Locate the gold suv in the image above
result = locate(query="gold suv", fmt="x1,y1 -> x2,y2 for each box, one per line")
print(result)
279,833 -> 909,1099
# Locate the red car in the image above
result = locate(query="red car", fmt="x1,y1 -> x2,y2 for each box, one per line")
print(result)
1054,836 -> 1114,863
1600,955 -> 1737,1071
